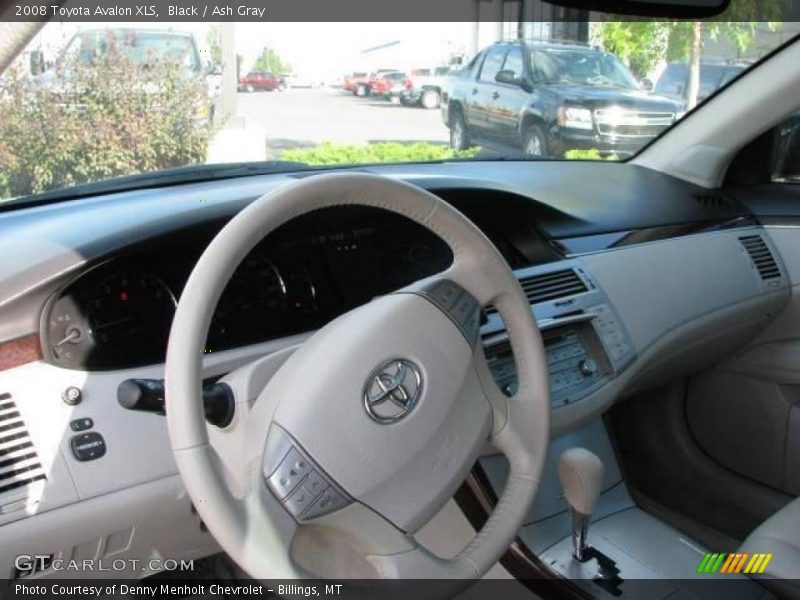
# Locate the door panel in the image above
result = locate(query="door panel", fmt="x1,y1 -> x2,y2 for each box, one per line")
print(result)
466,46 -> 507,136
489,47 -> 528,145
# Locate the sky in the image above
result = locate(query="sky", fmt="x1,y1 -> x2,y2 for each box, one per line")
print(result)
30,21 -> 476,79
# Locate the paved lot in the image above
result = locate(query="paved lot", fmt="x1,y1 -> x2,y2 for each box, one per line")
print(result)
237,86 -> 450,160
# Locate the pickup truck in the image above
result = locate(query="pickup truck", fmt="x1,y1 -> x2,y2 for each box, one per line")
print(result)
442,41 -> 682,158
348,69 -> 400,97
400,66 -> 451,109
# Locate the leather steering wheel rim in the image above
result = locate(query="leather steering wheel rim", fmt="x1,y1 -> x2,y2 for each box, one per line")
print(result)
165,172 -> 550,584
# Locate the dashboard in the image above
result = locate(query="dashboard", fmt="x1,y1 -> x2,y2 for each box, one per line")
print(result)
0,160 -> 796,582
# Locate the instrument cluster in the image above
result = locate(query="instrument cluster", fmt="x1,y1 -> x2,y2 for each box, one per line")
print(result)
42,206 -> 453,370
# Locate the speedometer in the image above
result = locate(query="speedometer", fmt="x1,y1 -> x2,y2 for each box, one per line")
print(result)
88,271 -> 176,350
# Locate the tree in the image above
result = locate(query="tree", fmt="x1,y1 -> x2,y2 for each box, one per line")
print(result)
590,21 -> 668,79
251,46 -> 291,75
594,0 -> 783,109
206,26 -> 221,66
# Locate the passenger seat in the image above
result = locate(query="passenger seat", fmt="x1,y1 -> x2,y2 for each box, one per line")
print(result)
739,497 -> 800,598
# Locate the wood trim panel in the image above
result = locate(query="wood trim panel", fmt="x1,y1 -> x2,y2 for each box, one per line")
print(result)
0,334 -> 43,372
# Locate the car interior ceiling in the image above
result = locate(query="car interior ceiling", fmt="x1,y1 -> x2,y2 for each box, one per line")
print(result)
2,5 -> 800,600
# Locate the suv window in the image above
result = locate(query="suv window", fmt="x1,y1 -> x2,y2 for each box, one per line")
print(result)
503,48 -> 525,79
655,64 -> 687,97
65,31 -> 200,72
530,48 -> 638,89
479,46 -> 507,83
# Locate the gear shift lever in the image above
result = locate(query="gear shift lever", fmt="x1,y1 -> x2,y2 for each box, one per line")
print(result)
558,447 -> 604,561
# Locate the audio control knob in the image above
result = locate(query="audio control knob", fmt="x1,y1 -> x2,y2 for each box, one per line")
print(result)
578,358 -> 598,377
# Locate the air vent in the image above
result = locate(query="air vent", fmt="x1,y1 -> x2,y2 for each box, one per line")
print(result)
739,235 -> 781,281
485,269 -> 589,316
0,393 -> 46,496
693,193 -> 733,208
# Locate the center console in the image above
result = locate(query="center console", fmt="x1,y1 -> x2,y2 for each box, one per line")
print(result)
482,261 -> 634,409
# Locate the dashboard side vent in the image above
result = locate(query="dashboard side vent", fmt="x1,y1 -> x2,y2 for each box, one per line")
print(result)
485,268 -> 589,316
693,193 -> 733,208
739,235 -> 781,281
0,393 -> 46,496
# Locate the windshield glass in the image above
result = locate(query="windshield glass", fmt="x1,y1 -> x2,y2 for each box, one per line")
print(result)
531,49 -> 639,89
0,17 -> 796,204
67,30 -> 201,71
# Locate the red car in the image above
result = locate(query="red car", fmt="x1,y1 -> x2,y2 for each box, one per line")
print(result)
238,71 -> 285,92
343,72 -> 368,94
368,71 -> 411,97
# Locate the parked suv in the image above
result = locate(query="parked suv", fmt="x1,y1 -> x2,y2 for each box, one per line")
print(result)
655,59 -> 748,107
34,28 -> 217,128
443,41 -> 682,157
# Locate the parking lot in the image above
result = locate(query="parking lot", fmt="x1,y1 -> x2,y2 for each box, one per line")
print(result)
236,86 -> 450,159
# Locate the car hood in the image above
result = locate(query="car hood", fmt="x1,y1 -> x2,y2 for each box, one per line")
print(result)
544,83 -> 681,111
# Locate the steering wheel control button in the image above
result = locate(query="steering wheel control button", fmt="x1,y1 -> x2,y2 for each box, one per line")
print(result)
70,432 -> 106,461
304,488 -> 349,520
426,280 -> 461,310
417,280 -> 481,346
304,469 -> 328,496
69,417 -> 93,432
262,426 -> 294,478
284,484 -> 319,516
363,359 -> 423,424
62,386 -> 82,406
268,448 -> 312,499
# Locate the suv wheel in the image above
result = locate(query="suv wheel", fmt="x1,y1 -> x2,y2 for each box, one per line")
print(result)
420,89 -> 440,109
523,124 -> 548,158
450,108 -> 471,150
355,84 -> 369,97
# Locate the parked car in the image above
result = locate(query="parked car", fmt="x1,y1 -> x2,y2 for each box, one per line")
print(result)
33,28 -> 217,128
654,59 -> 749,107
351,69 -> 401,97
443,40 -> 683,157
343,71 -> 368,93
401,65 -> 451,109
370,71 -> 411,100
238,71 -> 285,92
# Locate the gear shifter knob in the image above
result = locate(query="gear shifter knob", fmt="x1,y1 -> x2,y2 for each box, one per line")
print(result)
558,447 -> 604,561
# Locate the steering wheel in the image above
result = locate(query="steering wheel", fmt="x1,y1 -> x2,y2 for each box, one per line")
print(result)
165,173 -> 550,585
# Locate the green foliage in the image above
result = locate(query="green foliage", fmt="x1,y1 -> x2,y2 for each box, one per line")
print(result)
206,26 -> 221,65
564,149 -> 618,161
251,47 -> 292,75
280,142 -> 481,165
592,21 -> 668,79
594,2 -> 784,76
0,32 -> 210,200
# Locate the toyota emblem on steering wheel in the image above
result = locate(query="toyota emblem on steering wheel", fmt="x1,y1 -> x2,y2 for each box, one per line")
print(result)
363,359 -> 422,423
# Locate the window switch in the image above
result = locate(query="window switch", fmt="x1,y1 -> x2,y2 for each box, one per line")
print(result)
70,417 -> 93,432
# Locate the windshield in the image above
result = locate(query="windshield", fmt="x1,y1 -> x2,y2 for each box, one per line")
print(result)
0,18 -> 796,204
531,49 -> 639,89
66,31 -> 201,72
